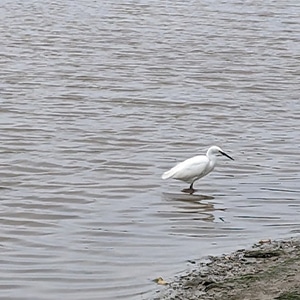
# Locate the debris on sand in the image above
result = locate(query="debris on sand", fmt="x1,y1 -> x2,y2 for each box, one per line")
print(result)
155,238 -> 300,300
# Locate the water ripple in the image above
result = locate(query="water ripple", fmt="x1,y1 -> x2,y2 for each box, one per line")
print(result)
0,0 -> 300,299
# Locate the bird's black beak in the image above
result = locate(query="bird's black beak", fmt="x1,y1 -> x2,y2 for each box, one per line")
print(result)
219,151 -> 234,160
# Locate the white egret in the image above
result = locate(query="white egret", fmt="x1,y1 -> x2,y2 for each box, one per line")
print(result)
161,145 -> 234,194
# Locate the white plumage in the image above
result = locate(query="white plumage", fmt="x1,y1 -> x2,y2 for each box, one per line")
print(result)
162,145 -> 234,194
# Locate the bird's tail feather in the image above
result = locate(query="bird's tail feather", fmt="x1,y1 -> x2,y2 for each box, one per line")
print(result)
161,171 -> 170,180
161,168 -> 177,180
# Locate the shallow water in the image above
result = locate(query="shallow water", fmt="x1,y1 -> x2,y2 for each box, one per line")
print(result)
0,0 -> 300,299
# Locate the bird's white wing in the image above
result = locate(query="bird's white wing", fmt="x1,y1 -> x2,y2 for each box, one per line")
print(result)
162,156 -> 209,183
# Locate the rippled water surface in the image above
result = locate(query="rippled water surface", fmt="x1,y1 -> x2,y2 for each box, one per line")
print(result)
1,1 -> 300,299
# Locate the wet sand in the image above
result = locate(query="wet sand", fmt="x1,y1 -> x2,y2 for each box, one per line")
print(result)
156,238 -> 300,300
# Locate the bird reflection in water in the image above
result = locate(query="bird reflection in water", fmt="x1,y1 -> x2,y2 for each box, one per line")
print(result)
161,192 -> 223,223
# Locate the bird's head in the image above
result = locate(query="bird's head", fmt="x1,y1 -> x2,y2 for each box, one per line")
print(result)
207,146 -> 234,160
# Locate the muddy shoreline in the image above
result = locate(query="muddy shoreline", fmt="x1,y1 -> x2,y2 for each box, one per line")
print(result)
155,238 -> 300,300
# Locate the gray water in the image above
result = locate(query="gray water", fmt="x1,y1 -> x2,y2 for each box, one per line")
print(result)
0,0 -> 300,299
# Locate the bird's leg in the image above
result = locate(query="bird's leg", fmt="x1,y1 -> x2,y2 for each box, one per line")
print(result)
189,182 -> 194,191
181,183 -> 195,194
